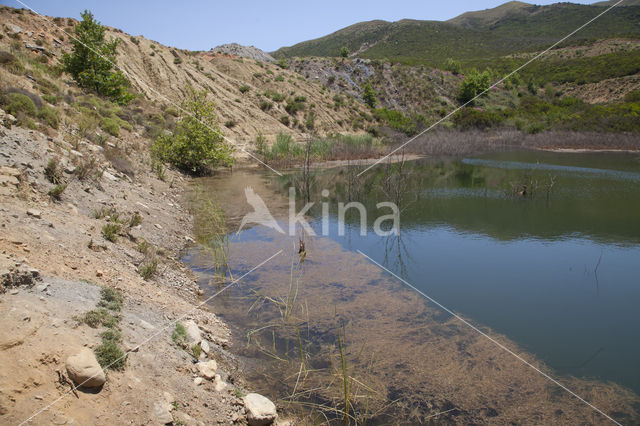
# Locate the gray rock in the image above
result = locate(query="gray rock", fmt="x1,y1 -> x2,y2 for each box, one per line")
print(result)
24,43 -> 47,53
243,393 -> 278,426
152,401 -> 173,424
7,24 -> 22,34
26,209 -> 42,219
200,339 -> 210,354
211,43 -> 276,63
65,348 -> 106,388
182,320 -> 201,345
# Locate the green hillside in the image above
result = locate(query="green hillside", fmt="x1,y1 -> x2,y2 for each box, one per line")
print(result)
273,2 -> 640,65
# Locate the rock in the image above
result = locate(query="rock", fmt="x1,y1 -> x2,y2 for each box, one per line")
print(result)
193,377 -> 203,386
196,359 -> 217,380
213,374 -> 226,392
27,209 -> 42,219
102,171 -> 117,181
152,401 -> 173,425
64,166 -> 76,174
95,270 -> 103,277
65,348 -> 106,388
24,43 -> 47,53
243,393 -> 278,426
182,320 -> 201,345
200,339 -> 210,354
154,223 -> 163,230
7,24 -> 22,34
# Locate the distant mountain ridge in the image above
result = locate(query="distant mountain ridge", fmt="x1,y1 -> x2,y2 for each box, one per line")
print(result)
273,1 -> 640,65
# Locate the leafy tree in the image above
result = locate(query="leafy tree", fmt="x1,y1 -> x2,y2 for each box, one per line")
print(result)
62,10 -> 134,104
152,86 -> 233,175
457,69 -> 492,105
340,46 -> 350,59
362,82 -> 378,108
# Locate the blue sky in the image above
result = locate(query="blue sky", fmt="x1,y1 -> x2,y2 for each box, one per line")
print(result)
2,0 -> 596,52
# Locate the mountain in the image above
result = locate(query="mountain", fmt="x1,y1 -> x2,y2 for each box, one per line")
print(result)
447,1 -> 534,29
273,2 -> 640,65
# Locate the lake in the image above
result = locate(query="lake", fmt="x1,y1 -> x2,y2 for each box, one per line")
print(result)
184,150 -> 640,424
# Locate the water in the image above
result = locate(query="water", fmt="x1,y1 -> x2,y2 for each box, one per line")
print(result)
185,150 -> 640,423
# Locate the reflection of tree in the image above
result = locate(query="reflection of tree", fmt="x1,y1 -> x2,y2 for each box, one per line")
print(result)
381,232 -> 415,280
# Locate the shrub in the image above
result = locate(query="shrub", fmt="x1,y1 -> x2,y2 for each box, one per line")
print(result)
275,74 -> 285,82
363,82 -> 377,108
5,93 -> 36,116
44,158 -> 63,184
100,117 -> 120,136
0,50 -> 24,75
95,340 -> 126,370
457,69 -> 492,104
173,57 -> 182,65
48,183 -> 67,200
340,46 -> 350,58
74,157 -> 102,181
139,259 -> 157,280
238,85 -> 250,94
129,212 -> 143,227
259,100 -> 272,111
62,11 -> 134,104
285,99 -> 305,115
279,115 -> 290,126
42,94 -> 58,105
444,58 -> 462,75
98,287 -> 123,311
37,105 -> 59,128
172,323 -> 188,347
453,108 -> 505,130
152,86 -> 233,174
624,89 -> 640,103
102,223 -> 121,242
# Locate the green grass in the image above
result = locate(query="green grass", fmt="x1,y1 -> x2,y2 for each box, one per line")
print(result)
102,223 -> 122,242
172,323 -> 188,347
95,339 -> 126,370
48,183 -> 67,200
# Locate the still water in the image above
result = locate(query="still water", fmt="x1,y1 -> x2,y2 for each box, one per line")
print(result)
185,150 -> 640,423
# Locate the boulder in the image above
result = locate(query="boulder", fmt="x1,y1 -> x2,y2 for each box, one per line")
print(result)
196,359 -> 217,380
244,393 -> 277,426
152,401 -> 173,424
27,209 -> 42,219
182,320 -> 201,345
65,348 -> 106,388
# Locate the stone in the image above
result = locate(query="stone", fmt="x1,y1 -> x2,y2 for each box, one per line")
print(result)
200,339 -> 210,354
152,401 -> 173,424
24,43 -> 47,53
7,24 -> 22,34
243,393 -> 277,426
182,320 -> 201,345
213,374 -> 226,392
64,166 -> 76,174
65,348 -> 106,388
27,209 -> 42,219
193,377 -> 203,386
95,270 -> 103,277
102,171 -> 117,181
154,223 -> 163,230
196,359 -> 217,380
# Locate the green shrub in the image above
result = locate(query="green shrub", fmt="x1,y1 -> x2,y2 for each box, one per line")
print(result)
453,108 -> 506,130
81,308 -> 118,329
285,99 -> 305,115
259,100 -> 272,111
6,93 -> 37,116
279,115 -> 290,126
275,74 -> 285,82
98,287 -> 123,311
624,89 -> 640,103
42,94 -> 58,105
173,57 -> 182,65
172,323 -> 188,347
363,82 -> 377,108
102,223 -> 121,242
238,85 -> 250,94
44,158 -> 63,184
139,259 -> 157,280
457,69 -> 492,104
95,340 -> 126,370
444,58 -> 462,75
129,212 -> 143,227
48,183 -> 67,200
37,105 -> 59,128
100,117 -> 120,136
152,86 -> 233,174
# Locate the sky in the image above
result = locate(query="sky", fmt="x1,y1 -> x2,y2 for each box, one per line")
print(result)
1,0 -> 598,52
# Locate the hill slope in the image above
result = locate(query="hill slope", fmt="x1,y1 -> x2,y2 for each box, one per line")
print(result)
274,2 -> 640,65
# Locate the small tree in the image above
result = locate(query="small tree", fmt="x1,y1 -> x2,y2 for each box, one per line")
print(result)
444,58 -> 462,75
62,10 -> 134,104
340,46 -> 350,59
457,69 -> 492,105
362,82 -> 378,108
152,86 -> 233,175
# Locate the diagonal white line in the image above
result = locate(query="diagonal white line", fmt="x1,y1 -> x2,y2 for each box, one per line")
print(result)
12,0 -> 284,176
357,249 -> 622,425
18,249 -> 283,426
357,0 -> 627,177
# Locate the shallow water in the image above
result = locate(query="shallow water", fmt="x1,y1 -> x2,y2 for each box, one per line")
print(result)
185,150 -> 640,424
